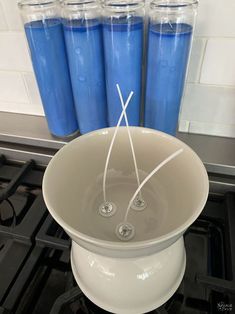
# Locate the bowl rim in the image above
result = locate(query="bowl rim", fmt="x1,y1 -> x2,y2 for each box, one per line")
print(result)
42,126 -> 209,251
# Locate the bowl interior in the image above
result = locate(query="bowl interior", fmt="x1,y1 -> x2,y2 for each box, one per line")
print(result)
43,127 -> 208,243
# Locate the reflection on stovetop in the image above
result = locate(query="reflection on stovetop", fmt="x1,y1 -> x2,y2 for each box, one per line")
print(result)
0,155 -> 234,314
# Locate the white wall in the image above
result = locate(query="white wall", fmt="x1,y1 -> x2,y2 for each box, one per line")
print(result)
0,0 -> 44,116
0,0 -> 234,138
179,0 -> 235,138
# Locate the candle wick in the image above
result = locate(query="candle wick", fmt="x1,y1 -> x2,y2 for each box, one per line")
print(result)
102,88 -> 134,203
116,84 -> 143,201
123,148 -> 184,223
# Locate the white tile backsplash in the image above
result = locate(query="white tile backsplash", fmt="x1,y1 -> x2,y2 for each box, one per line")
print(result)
200,38 -> 235,87
0,0 -> 23,31
188,121 -> 235,138
22,72 -> 43,107
0,100 -> 44,116
178,120 -> 190,133
0,71 -> 28,103
180,83 -> 235,125
179,84 -> 235,138
195,0 -> 235,38
0,32 -> 32,71
0,2 -> 7,31
187,37 -> 207,83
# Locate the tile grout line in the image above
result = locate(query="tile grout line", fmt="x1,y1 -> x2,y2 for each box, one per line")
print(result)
187,81 -> 235,89
198,38 -> 208,84
21,71 -> 33,106
0,69 -> 33,74
188,119 -> 235,127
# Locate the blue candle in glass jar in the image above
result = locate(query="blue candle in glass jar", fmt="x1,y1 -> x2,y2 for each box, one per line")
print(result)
144,0 -> 198,136
103,13 -> 144,127
63,18 -> 108,134
144,22 -> 192,135
24,18 -> 79,137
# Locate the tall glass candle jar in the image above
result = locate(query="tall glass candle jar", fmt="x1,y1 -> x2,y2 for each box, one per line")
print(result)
61,0 -> 108,134
102,0 -> 144,126
18,0 -> 78,138
144,0 -> 198,135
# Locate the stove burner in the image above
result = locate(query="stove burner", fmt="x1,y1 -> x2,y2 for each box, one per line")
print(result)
0,199 -> 16,227
0,155 -> 235,314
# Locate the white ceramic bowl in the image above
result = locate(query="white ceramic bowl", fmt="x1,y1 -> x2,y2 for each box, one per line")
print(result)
43,127 -> 209,314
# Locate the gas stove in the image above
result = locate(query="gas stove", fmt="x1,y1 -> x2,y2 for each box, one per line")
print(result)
0,112 -> 235,313
0,154 -> 235,314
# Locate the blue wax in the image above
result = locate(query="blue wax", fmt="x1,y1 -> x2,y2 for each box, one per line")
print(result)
103,16 -> 143,126
63,19 -> 108,134
144,23 -> 192,135
25,19 -> 78,137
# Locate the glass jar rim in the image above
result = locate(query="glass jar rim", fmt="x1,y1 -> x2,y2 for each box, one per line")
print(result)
61,0 -> 99,11
18,0 -> 57,8
151,0 -> 198,9
63,0 -> 97,5
102,0 -> 144,10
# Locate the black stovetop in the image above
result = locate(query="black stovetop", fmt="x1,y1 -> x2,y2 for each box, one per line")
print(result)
0,156 -> 234,314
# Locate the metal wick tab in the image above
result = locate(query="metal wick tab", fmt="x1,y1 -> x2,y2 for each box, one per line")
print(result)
116,222 -> 135,241
99,202 -> 117,217
131,196 -> 147,211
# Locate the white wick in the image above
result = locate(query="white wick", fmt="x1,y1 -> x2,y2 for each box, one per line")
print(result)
102,89 -> 134,203
123,148 -> 184,222
116,84 -> 142,201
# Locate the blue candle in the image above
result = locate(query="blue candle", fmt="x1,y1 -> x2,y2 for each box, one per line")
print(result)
63,19 -> 108,134
103,16 -> 143,126
25,19 -> 78,137
144,22 -> 192,135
